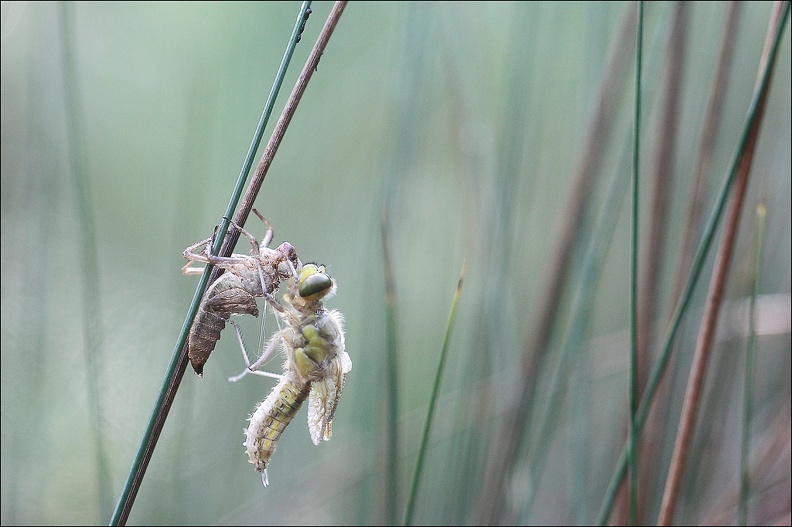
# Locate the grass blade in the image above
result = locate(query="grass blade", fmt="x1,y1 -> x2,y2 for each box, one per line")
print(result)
628,4 -> 644,525
381,205 -> 400,526
597,3 -> 791,523
656,4 -> 788,523
404,262 -> 466,526
738,203 -> 766,525
58,2 -> 112,520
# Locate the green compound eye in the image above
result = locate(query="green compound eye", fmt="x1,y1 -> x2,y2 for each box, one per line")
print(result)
299,267 -> 332,298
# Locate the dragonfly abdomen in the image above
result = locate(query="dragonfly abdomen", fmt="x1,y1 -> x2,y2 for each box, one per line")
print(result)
244,375 -> 311,486
188,275 -> 259,375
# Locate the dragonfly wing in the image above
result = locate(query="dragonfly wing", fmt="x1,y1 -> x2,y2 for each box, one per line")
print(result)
307,376 -> 335,445
306,351 -> 352,445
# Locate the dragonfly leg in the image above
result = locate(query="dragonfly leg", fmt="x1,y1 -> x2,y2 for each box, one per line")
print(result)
182,236 -> 214,272
228,320 -> 285,382
182,261 -> 206,276
251,208 -> 274,248
229,219 -> 261,256
183,233 -> 250,271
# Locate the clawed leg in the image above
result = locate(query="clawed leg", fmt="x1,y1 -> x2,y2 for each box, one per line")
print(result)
229,219 -> 261,256
251,208 -> 274,247
183,218 -> 265,273
227,319 -> 285,383
183,231 -> 252,272
182,236 -> 214,275
226,208 -> 274,256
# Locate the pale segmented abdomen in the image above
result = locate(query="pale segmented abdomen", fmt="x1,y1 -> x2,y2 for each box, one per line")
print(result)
244,374 -> 311,486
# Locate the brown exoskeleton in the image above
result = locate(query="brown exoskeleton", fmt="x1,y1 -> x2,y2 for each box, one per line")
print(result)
182,209 -> 301,376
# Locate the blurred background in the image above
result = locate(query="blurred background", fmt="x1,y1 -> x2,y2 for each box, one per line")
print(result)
1,1 -> 789,525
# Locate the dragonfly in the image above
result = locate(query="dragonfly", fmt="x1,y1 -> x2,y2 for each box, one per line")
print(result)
232,262 -> 352,487
182,209 -> 301,376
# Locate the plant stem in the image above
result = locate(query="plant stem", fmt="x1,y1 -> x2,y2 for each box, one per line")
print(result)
58,2 -> 113,520
656,3 -> 787,524
738,203 -> 766,526
404,262 -> 466,526
596,3 -> 790,523
628,4 -> 643,524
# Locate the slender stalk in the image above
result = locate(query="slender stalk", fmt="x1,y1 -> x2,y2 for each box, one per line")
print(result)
637,1 -> 688,387
657,4 -> 787,523
596,3 -> 791,523
381,205 -> 400,526
670,2 -> 741,308
628,5 -> 643,524
641,3 -> 740,518
108,3 -> 328,524
738,203 -> 766,526
404,262 -> 466,526
377,4 -> 432,521
57,2 -> 112,520
702,400 -> 790,525
519,125 -> 634,521
474,6 -> 637,522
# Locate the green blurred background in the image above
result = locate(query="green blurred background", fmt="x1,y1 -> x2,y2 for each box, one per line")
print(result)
1,2 -> 789,525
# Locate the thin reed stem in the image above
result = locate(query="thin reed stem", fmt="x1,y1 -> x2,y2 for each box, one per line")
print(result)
404,262 -> 466,526
628,4 -> 643,524
657,4 -> 788,523
738,203 -> 766,526
596,3 -> 791,523
58,2 -> 112,520
381,205 -> 400,526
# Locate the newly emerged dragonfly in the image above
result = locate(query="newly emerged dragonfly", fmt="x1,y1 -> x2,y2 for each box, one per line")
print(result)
233,263 -> 352,487
182,210 -> 301,376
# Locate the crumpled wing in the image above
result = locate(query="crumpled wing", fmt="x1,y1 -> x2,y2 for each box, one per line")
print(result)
307,351 -> 352,445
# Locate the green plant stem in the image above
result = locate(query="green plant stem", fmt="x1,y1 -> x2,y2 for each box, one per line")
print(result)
474,6 -> 638,523
404,262 -> 466,526
596,3 -> 790,524
738,203 -> 766,526
628,4 -> 643,525
109,3 -> 314,524
518,126 -> 633,521
381,206 -> 400,526
58,2 -> 112,520
657,3 -> 787,523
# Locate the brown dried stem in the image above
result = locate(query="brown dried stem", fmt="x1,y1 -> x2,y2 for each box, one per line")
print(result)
656,3 -> 787,524
639,2 -> 741,521
222,1 -> 348,253
635,3 -> 689,522
474,4 -> 637,523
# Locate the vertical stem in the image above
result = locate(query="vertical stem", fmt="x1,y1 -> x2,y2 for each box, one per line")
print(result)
628,3 -> 644,525
58,2 -> 112,520
657,4 -> 788,524
738,203 -> 766,526
381,206 -> 400,526
404,263 -> 466,526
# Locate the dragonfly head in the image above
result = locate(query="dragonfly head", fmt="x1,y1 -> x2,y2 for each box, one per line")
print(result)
297,263 -> 335,300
